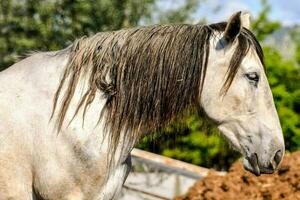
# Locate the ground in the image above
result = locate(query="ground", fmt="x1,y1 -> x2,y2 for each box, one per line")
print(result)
175,151 -> 300,200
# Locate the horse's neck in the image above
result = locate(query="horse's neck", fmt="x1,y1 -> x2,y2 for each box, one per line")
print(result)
46,50 -> 134,166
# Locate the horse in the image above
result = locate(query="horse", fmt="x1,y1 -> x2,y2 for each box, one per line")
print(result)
0,11 -> 284,199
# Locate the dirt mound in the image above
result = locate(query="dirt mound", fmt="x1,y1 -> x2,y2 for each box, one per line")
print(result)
175,151 -> 300,200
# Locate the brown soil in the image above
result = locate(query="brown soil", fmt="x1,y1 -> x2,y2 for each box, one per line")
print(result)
175,151 -> 300,200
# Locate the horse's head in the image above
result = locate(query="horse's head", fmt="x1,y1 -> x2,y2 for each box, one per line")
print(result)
201,12 -> 284,176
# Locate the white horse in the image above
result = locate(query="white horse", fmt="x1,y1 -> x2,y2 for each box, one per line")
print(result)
0,12 -> 284,199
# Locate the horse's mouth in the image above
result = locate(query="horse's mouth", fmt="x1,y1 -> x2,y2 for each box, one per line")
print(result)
244,153 -> 261,176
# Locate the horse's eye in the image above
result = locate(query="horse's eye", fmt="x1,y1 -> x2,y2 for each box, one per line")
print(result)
245,72 -> 259,85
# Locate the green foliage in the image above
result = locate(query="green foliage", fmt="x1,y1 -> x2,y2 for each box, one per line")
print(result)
155,0 -> 202,24
138,114 -> 239,170
264,46 -> 300,151
251,0 -> 281,41
0,0 -> 154,70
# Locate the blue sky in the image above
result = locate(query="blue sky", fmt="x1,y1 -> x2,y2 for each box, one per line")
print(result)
159,0 -> 300,25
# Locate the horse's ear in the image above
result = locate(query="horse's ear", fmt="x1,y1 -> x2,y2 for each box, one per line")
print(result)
241,12 -> 251,29
224,11 -> 242,43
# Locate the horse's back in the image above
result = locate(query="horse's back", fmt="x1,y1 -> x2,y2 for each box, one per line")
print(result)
0,51 -> 68,129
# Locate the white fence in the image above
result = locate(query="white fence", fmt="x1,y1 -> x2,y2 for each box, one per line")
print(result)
119,149 -> 225,200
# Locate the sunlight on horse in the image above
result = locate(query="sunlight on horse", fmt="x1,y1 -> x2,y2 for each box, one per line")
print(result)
0,12 -> 284,199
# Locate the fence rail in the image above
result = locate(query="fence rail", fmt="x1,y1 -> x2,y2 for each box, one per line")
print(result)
120,149 -> 226,200
131,148 -> 225,179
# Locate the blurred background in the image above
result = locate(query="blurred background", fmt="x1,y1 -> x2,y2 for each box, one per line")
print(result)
0,0 -> 299,172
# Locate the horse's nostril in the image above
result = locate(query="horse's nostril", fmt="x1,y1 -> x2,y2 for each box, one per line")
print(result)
268,162 -> 275,171
274,149 -> 283,166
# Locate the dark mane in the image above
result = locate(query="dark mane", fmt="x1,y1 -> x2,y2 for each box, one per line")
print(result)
52,22 -> 264,154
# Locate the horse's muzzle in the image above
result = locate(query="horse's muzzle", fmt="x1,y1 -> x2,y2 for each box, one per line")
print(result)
243,150 -> 283,176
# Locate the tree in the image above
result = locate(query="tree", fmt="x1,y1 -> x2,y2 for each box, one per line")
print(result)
153,0 -> 201,24
0,0 -> 155,70
264,47 -> 300,151
251,0 -> 280,41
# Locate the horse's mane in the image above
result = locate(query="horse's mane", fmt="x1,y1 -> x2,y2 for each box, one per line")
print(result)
51,22 -> 264,155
